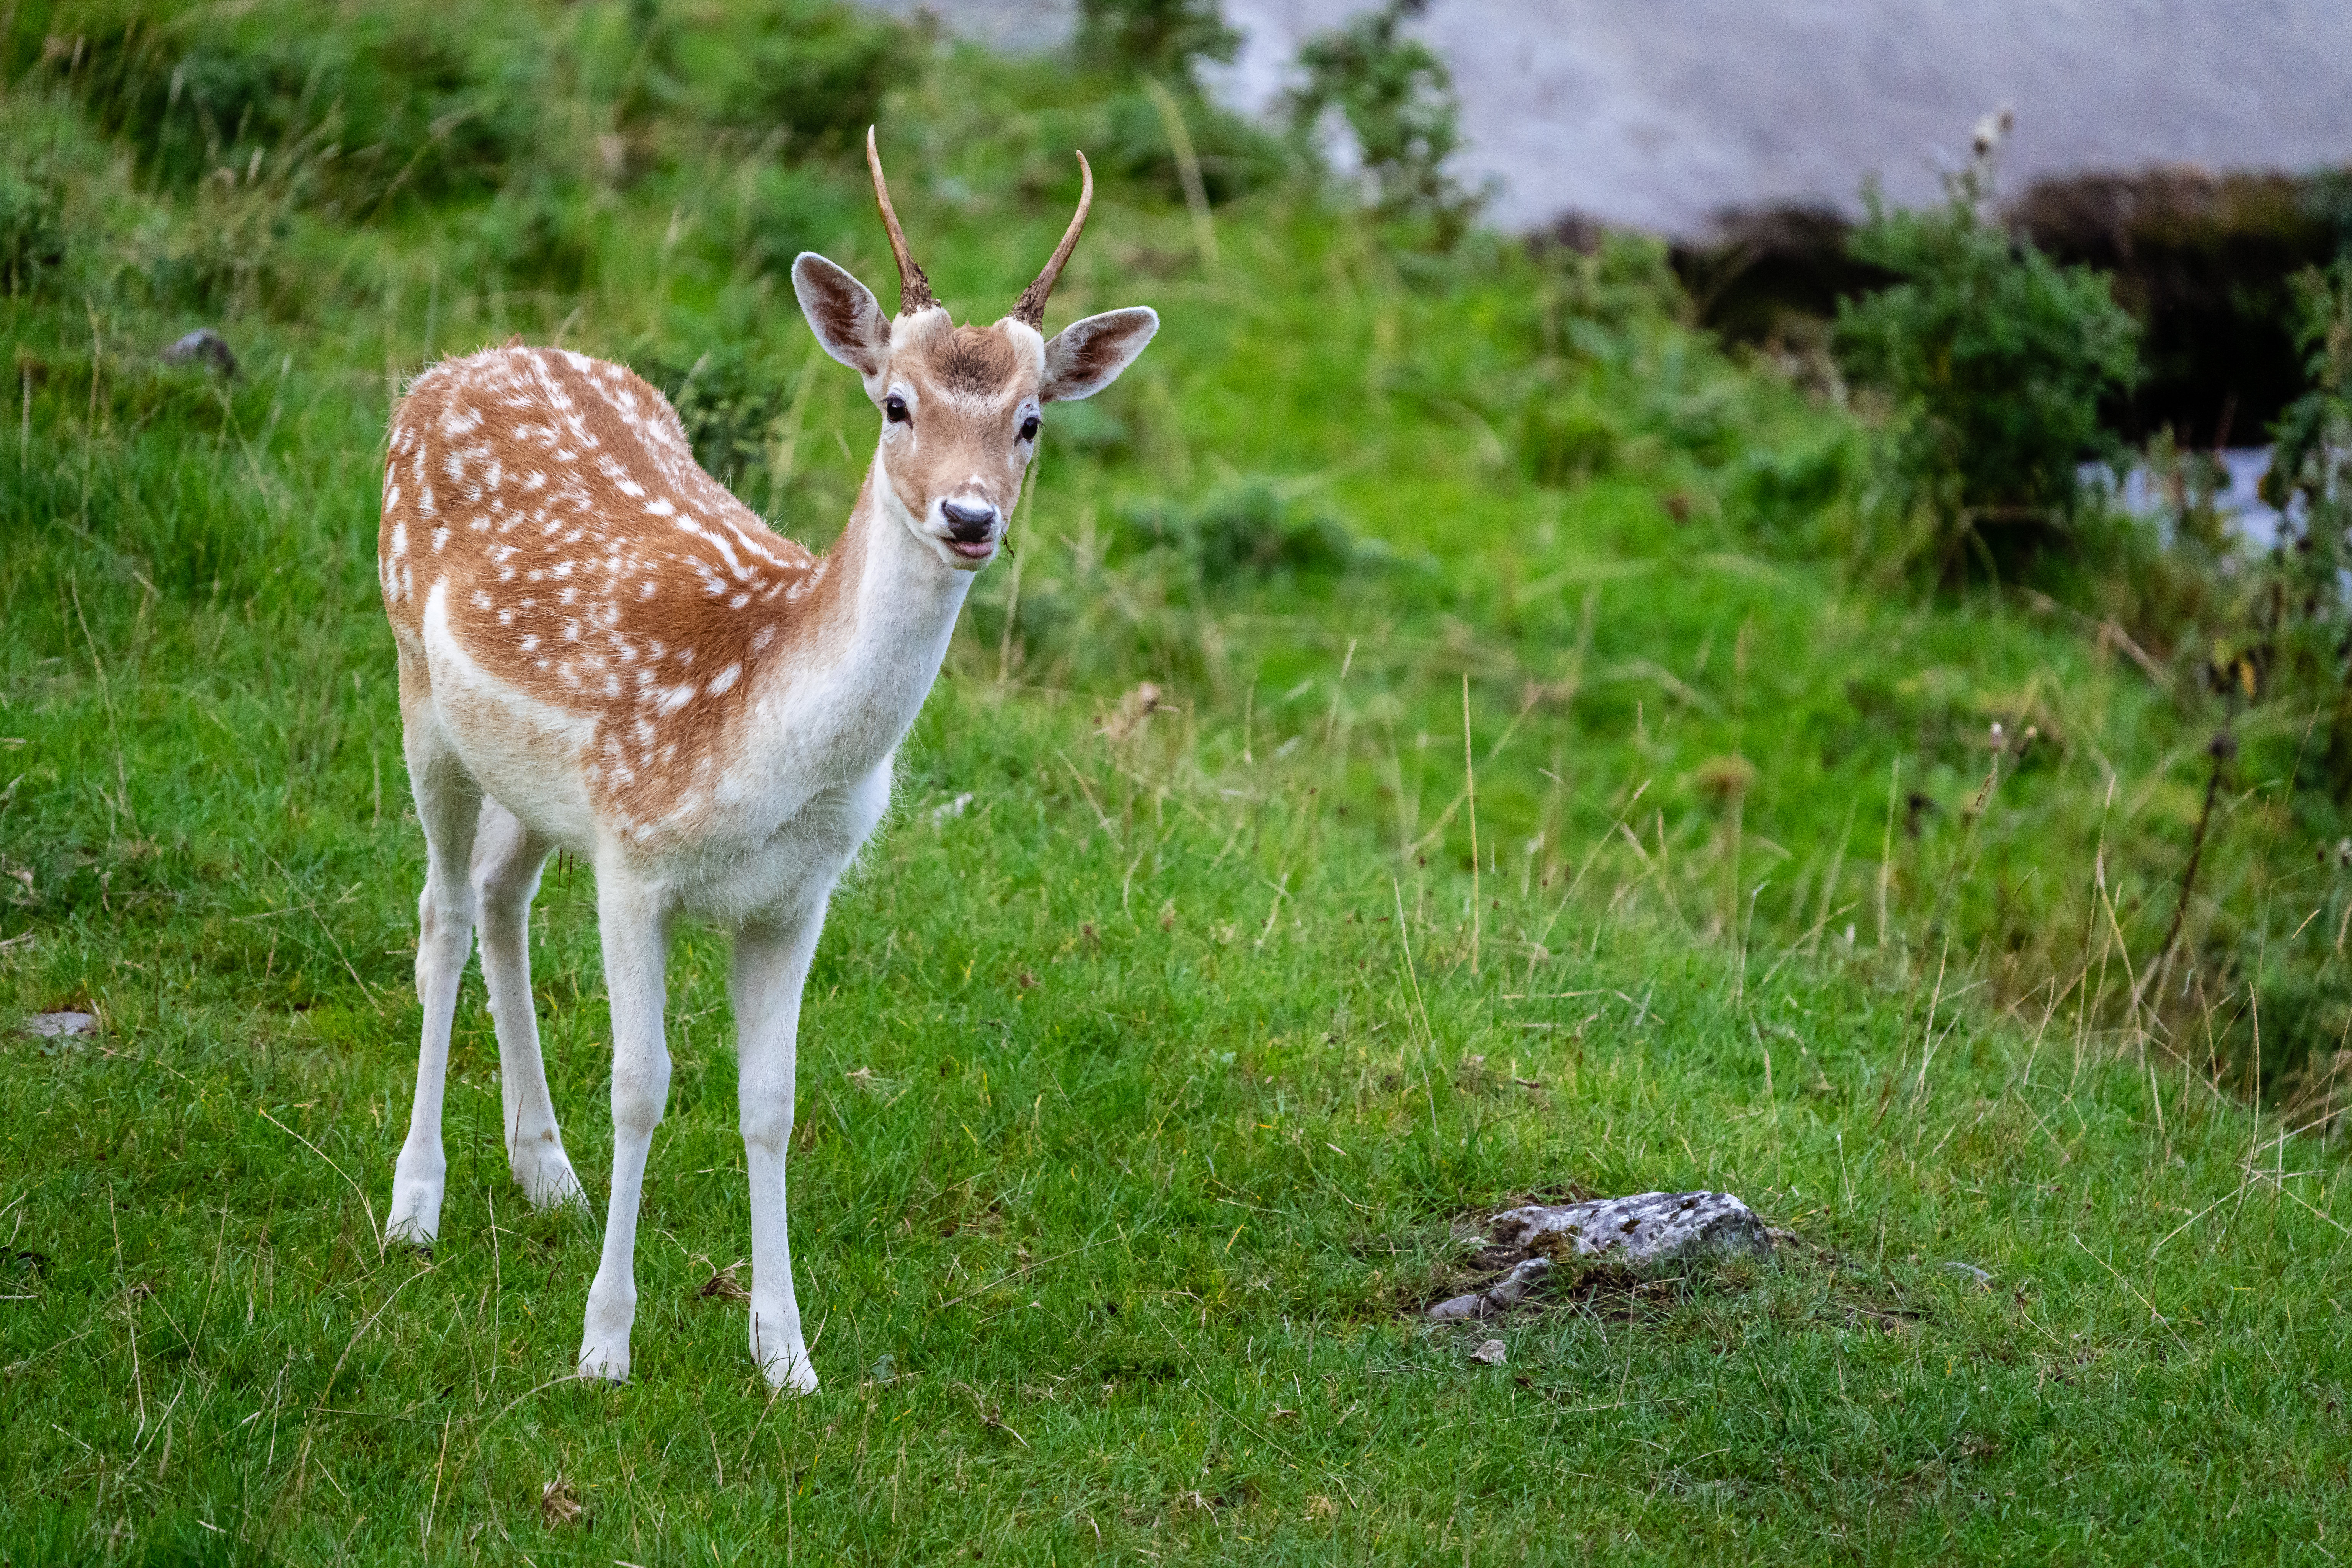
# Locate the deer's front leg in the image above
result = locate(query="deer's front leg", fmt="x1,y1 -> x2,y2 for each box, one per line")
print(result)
732,900 -> 828,1393
579,872 -> 671,1383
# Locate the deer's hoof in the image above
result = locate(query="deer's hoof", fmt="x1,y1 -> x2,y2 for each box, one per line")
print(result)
511,1138 -> 585,1212
387,1171 -> 443,1248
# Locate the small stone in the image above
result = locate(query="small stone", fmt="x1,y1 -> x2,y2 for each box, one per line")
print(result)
162,328 -> 237,377
23,1011 -> 97,1039
1429,1254 -> 1552,1320
1470,1338 -> 1506,1365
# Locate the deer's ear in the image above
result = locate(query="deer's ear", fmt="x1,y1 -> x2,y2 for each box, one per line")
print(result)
792,253 -> 890,377
1039,308 -> 1159,402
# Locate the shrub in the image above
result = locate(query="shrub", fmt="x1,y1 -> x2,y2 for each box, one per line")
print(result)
1093,83 -> 1283,208
1833,118 -> 2139,574
1732,435 -> 1859,529
1519,394 -> 1620,485
1119,477 -> 1355,586
687,0 -> 917,149
1286,0 -> 1475,242
452,178 -> 596,291
642,340 -> 792,503
2252,258 -> 2352,797
1075,0 -> 1238,84
45,3 -> 535,206
0,168 -> 65,296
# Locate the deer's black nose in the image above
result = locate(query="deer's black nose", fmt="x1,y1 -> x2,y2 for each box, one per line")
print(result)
941,500 -> 997,542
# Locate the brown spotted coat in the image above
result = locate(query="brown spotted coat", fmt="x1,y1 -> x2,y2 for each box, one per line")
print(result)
380,345 -> 854,836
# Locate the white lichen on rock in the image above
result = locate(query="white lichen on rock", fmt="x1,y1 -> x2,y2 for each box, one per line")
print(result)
1493,1191 -> 1772,1265
1428,1191 -> 1771,1320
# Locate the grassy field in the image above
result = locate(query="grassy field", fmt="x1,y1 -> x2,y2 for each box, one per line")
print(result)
3,3 -> 2350,1562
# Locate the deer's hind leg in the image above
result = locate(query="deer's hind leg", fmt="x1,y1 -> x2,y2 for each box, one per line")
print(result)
471,798 -> 582,1211
389,717 -> 483,1246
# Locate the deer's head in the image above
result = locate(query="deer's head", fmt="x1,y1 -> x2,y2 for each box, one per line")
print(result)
791,130 -> 1158,572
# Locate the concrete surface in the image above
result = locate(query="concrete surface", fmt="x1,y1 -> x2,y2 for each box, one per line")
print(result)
875,1 -> 2352,238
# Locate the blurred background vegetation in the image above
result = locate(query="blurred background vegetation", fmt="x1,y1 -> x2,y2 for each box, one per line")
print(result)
5,0 -> 2352,1137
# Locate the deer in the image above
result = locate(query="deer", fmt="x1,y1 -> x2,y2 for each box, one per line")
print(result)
375,129 -> 1158,1392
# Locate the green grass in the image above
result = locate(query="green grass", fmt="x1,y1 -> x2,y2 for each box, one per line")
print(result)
4,5 -> 2351,1561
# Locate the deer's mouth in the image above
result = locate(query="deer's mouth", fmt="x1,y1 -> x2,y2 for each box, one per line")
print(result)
947,538 -> 995,561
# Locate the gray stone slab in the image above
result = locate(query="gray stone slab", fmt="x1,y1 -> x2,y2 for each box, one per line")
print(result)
1493,1191 -> 1772,1264
1427,1191 -> 1770,1319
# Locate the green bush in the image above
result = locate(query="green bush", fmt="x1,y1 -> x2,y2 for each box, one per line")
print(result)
1287,0 -> 1475,242
1119,477 -> 1355,585
643,339 -> 792,501
1075,0 -> 1237,83
34,2 -> 536,205
452,176 -> 597,291
684,0 -> 917,149
1834,175 -> 2139,572
0,168 -> 65,296
1518,394 -> 1620,485
1093,83 -> 1284,208
1731,434 -> 1859,529
2254,258 -> 2352,799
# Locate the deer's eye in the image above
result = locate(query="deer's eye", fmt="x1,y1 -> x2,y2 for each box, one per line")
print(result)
1019,414 -> 1040,442
884,395 -> 910,425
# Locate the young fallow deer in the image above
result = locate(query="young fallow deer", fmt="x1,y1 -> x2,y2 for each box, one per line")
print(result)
377,130 -> 1157,1391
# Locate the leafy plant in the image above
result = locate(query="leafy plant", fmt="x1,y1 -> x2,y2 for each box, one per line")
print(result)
1834,118 -> 2140,574
1518,394 -> 1621,485
1119,476 -> 1355,585
643,340 -> 793,505
2248,259 -> 2352,793
688,0 -> 917,149
1287,0 -> 1475,242
40,2 -> 536,206
0,167 -> 65,296
1075,0 -> 1238,84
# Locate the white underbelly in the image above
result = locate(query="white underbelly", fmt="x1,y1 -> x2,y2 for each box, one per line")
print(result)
420,587 -> 599,847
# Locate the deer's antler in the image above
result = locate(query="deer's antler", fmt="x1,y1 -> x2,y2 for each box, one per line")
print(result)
866,126 -> 935,317
1010,151 -> 1094,330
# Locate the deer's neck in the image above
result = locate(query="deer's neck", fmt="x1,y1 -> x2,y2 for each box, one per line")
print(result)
743,457 -> 970,792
